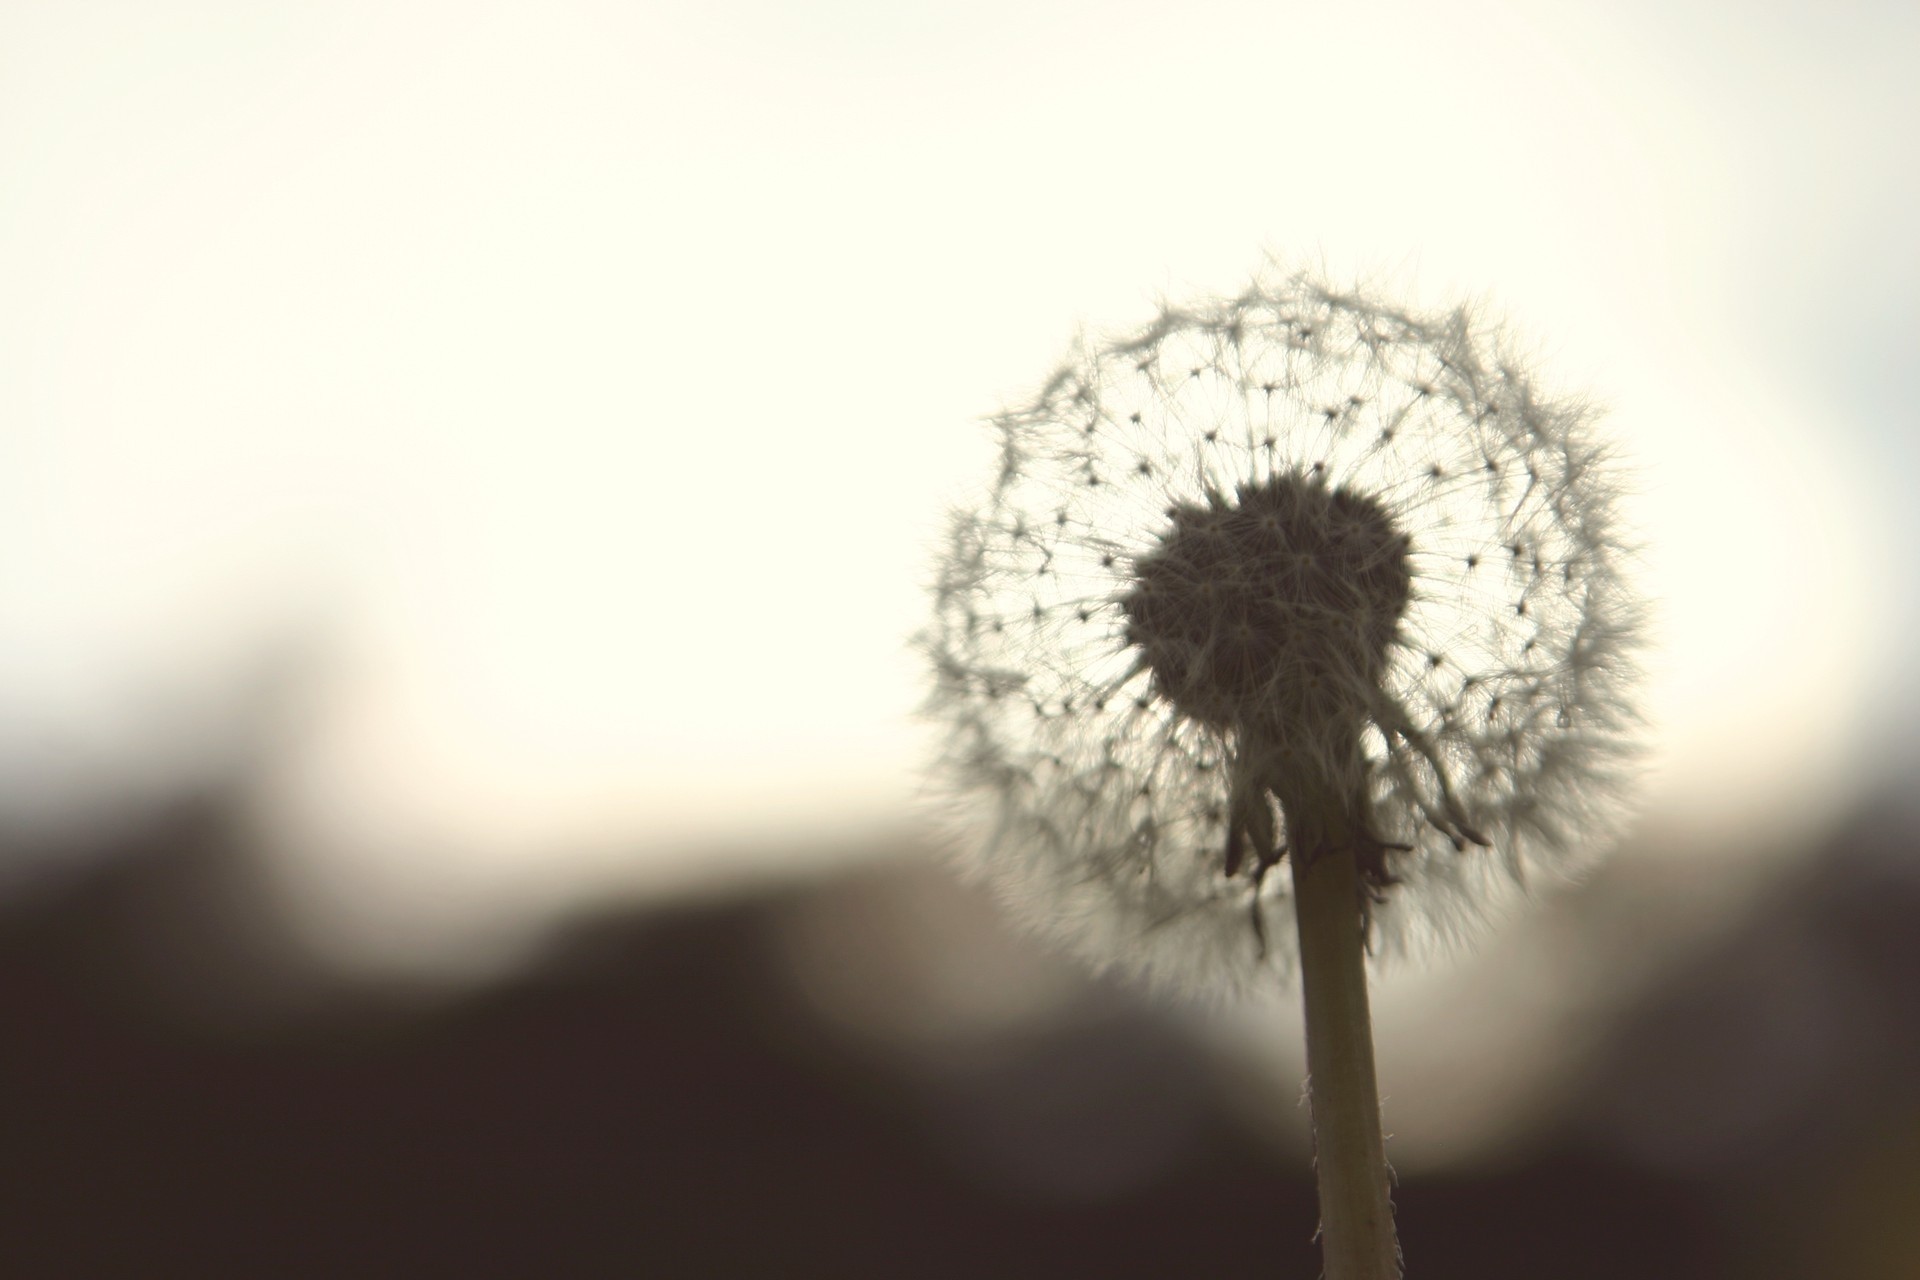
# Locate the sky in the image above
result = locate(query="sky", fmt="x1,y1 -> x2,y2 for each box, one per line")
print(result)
1,0 -> 1914,972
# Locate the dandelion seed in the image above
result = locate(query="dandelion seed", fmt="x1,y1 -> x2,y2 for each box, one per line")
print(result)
923,269 -> 1643,993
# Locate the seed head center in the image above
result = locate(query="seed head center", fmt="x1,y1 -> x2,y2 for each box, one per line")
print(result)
1120,474 -> 1412,735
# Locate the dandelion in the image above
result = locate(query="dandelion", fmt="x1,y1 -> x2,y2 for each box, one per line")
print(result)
923,267 -> 1643,1278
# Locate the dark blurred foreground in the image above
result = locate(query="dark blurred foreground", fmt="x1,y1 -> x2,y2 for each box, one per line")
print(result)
4,782 -> 1919,1278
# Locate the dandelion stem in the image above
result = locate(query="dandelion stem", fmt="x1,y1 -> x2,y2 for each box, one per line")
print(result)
1292,845 -> 1400,1279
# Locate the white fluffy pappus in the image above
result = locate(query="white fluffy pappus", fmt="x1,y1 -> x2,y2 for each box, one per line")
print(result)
923,269 -> 1645,995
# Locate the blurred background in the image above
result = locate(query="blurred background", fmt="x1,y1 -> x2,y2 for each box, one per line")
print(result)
2,0 -> 1916,1275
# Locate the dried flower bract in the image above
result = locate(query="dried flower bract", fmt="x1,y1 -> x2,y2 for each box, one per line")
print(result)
925,270 -> 1642,992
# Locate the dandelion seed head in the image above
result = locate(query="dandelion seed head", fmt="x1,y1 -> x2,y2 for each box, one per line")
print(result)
923,270 -> 1644,994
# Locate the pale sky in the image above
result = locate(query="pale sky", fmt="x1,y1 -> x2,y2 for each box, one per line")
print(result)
2,0 -> 1912,970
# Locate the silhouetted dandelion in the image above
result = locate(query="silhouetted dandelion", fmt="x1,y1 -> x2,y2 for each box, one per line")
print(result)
927,269 -> 1639,986
923,268 -> 1643,1277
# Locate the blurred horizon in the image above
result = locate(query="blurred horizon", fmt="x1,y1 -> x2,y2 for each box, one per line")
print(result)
5,760 -> 1920,1274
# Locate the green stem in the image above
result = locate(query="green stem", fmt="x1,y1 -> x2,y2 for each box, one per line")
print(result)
1292,845 -> 1401,1279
